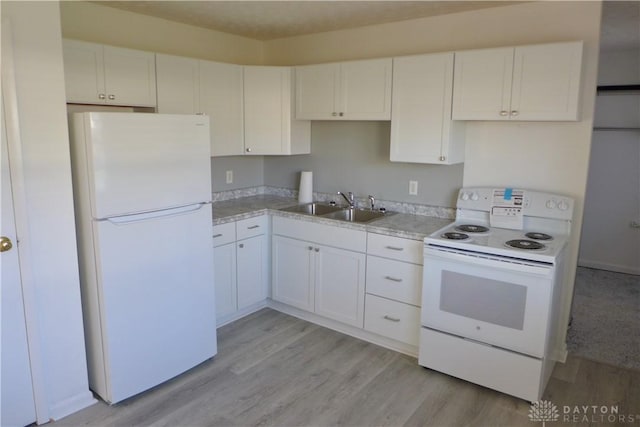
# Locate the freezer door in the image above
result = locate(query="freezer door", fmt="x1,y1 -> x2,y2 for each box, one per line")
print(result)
92,203 -> 216,403
81,113 -> 212,218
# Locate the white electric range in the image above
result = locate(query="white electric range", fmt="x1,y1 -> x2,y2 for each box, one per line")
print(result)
418,187 -> 574,402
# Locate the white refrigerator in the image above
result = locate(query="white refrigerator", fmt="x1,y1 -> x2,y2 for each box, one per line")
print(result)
68,112 -> 217,404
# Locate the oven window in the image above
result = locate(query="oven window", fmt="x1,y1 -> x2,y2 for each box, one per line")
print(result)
440,271 -> 527,330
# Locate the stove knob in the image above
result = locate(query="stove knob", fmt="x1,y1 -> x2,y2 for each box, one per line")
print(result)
460,192 -> 469,201
470,192 -> 479,201
546,199 -> 557,209
558,200 -> 569,211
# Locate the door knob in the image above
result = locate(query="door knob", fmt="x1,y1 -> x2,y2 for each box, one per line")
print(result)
0,236 -> 13,252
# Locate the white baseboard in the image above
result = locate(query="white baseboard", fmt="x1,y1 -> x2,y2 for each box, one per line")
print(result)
578,259 -> 640,275
47,391 -> 97,423
216,301 -> 268,328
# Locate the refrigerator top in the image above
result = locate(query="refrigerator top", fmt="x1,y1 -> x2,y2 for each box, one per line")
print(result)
69,113 -> 212,219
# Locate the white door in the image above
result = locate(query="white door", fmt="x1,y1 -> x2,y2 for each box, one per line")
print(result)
510,42 -> 583,121
94,203 -> 216,403
62,39 -> 106,104
422,248 -> 554,358
390,53 -> 455,163
213,242 -> 237,321
295,63 -> 339,120
73,113 -> 212,218
1,104 -> 36,427
243,66 -> 290,155
155,54 -> 200,114
452,47 -> 514,120
237,235 -> 268,310
103,45 -> 156,107
340,58 -> 392,120
200,60 -> 245,156
314,245 -> 366,327
272,236 -> 314,311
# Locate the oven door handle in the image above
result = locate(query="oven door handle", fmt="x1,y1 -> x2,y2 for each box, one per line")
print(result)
424,247 -> 553,276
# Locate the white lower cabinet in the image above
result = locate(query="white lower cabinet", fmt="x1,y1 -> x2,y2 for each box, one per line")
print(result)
364,233 -> 423,346
272,217 -> 366,328
212,216 -> 269,325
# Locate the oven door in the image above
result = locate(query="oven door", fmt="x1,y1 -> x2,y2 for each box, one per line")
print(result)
422,245 -> 554,358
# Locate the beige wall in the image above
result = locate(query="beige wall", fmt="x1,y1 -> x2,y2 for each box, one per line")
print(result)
59,1 -> 264,64
264,0 -> 603,354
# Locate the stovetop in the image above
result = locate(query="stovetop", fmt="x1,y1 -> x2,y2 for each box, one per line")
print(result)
425,221 -> 569,263
424,187 -> 574,263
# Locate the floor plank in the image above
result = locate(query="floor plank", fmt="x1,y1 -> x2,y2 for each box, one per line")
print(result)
54,308 -> 640,427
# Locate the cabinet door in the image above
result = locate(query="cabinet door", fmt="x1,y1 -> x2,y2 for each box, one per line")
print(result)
156,54 -> 199,114
272,236 -> 314,311
452,47 -> 514,120
103,46 -> 156,107
340,58 -> 392,120
314,245 -> 366,328
295,63 -> 340,120
237,235 -> 268,310
62,39 -> 105,104
213,242 -> 237,322
200,61 -> 245,156
244,66 -> 292,155
510,42 -> 582,121
390,53 -> 462,164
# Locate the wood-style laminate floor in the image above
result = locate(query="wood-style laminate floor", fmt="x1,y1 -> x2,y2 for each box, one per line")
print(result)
54,308 -> 640,427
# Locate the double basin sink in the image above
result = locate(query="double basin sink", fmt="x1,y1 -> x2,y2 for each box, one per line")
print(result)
280,202 -> 392,223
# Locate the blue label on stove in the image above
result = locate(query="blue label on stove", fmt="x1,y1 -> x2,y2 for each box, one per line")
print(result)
504,188 -> 513,200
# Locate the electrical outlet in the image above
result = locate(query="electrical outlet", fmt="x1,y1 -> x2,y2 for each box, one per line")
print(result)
409,180 -> 418,195
225,170 -> 233,184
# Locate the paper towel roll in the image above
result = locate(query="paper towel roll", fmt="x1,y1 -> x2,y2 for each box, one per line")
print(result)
298,171 -> 313,204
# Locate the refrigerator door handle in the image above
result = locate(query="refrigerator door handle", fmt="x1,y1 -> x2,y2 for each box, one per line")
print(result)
101,203 -> 210,225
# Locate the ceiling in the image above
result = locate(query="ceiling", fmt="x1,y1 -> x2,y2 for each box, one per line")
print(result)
95,0 -> 639,50
94,1 -> 522,41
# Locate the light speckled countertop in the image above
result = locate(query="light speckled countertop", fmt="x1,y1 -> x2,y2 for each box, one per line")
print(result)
212,195 -> 451,241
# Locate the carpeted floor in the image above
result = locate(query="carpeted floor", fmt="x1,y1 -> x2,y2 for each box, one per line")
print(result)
567,266 -> 640,371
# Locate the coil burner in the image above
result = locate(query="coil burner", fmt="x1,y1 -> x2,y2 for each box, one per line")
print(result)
505,239 -> 546,250
455,224 -> 490,234
442,232 -> 470,240
525,232 -> 553,241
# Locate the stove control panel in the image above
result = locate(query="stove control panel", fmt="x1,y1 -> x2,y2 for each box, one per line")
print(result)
457,187 -> 574,221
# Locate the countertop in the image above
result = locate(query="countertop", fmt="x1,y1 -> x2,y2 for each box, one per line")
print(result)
212,195 -> 451,241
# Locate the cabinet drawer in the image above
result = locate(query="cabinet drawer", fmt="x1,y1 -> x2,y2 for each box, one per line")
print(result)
212,222 -> 236,247
366,256 -> 422,306
367,233 -> 422,264
236,216 -> 267,240
364,294 -> 420,346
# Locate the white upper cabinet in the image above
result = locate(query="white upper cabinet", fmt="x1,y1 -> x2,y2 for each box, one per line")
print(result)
244,66 -> 310,155
63,39 -> 156,107
452,41 -> 583,121
200,61 -> 245,156
295,58 -> 392,120
156,55 -> 245,156
390,52 -> 464,165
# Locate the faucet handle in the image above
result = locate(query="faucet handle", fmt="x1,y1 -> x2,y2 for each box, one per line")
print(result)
368,195 -> 375,211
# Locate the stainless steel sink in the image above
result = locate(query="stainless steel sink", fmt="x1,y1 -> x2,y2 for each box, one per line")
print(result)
322,208 -> 388,223
281,202 -> 344,216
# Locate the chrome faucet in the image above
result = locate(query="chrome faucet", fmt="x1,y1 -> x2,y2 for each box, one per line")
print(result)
337,191 -> 355,208
368,195 -> 375,211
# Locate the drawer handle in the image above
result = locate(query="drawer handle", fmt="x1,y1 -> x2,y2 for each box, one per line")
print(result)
213,234 -> 223,238
385,246 -> 404,251
383,315 -> 400,322
384,276 -> 403,283
247,225 -> 260,229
